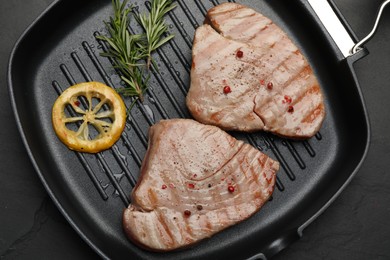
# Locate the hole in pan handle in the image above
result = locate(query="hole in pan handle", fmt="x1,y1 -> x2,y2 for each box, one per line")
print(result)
352,0 -> 390,54
307,0 -> 390,57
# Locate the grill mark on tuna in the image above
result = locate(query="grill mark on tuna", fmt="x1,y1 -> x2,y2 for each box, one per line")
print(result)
252,78 -> 312,131
187,2 -> 325,138
193,44 -> 237,73
283,70 -> 315,97
176,147 -> 260,208
215,10 -> 257,23
224,17 -> 272,41
302,103 -> 324,124
161,170 -> 182,208
205,215 -> 213,231
156,211 -> 175,247
148,189 -> 158,209
256,156 -> 270,189
290,85 -> 321,109
205,142 -> 246,179
244,150 -> 264,182
208,5 -> 245,17
254,65 -> 311,114
193,34 -> 294,95
288,88 -> 324,130
217,14 -> 265,32
194,28 -> 289,77
215,11 -> 256,27
193,34 -> 222,57
183,216 -> 195,244
272,56 -> 307,85
202,36 -> 296,88
162,146 -> 249,208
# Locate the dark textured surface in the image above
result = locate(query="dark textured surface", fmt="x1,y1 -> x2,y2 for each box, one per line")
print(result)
1,0 -> 390,259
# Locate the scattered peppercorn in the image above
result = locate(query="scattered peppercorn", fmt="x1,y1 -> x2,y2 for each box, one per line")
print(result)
228,185 -> 235,193
197,205 -> 203,211
161,184 -> 167,189
223,86 -> 232,94
236,50 -> 244,58
288,106 -> 294,113
188,183 -> 195,189
284,95 -> 292,104
74,100 -> 81,107
184,210 -> 191,217
267,82 -> 273,90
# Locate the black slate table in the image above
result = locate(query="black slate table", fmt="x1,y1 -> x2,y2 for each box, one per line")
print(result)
1,0 -> 390,259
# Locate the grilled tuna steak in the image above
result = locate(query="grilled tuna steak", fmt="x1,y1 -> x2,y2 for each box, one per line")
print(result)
187,3 -> 325,139
123,119 -> 279,251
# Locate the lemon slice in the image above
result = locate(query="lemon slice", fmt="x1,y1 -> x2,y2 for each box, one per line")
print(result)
52,81 -> 126,153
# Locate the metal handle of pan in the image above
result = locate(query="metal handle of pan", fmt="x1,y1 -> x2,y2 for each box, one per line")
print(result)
352,0 -> 390,54
307,0 -> 356,58
308,0 -> 390,57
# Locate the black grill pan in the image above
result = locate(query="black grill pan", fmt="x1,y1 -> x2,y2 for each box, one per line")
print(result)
8,0 -> 371,259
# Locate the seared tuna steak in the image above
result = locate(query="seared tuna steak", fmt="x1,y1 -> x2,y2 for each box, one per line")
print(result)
187,3 -> 325,139
123,119 -> 279,251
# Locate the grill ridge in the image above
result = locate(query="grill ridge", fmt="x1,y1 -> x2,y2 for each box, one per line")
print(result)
82,41 -> 155,126
204,0 -> 326,183
275,177 -> 285,192
148,68 -> 188,118
246,134 -> 284,191
57,63 -> 132,204
194,0 -> 208,16
51,0 -> 326,205
120,131 -> 143,167
175,1 -> 200,28
167,7 -> 193,48
303,140 -> 316,157
70,52 -> 138,187
201,0 -> 297,186
127,117 -> 148,147
128,8 -> 190,119
146,88 -> 170,120
265,135 -> 296,181
283,140 -> 306,170
82,36 -> 148,149
155,47 -> 189,96
52,80 -> 109,201
96,152 -> 130,204
164,33 -> 191,73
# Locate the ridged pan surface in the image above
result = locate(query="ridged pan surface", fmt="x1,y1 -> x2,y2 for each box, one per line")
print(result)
8,0 -> 369,259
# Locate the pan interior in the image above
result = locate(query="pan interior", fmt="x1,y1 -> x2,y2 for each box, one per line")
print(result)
9,0 -> 369,259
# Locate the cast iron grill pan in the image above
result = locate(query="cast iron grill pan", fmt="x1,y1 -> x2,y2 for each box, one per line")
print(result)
8,0 -> 370,259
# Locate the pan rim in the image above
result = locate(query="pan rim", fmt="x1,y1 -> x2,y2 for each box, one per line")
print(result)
7,0 -> 109,259
7,1 -> 371,259
299,52 -> 371,234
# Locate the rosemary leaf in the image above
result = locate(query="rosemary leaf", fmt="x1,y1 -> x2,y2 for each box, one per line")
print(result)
98,0 -> 175,106
137,0 -> 177,68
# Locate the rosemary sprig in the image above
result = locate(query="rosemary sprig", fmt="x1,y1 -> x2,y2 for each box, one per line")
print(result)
97,0 -> 175,104
137,0 -> 176,68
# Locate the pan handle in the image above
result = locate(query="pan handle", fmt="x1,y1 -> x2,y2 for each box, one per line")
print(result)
307,0 -> 390,58
307,0 -> 356,58
352,0 -> 390,54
